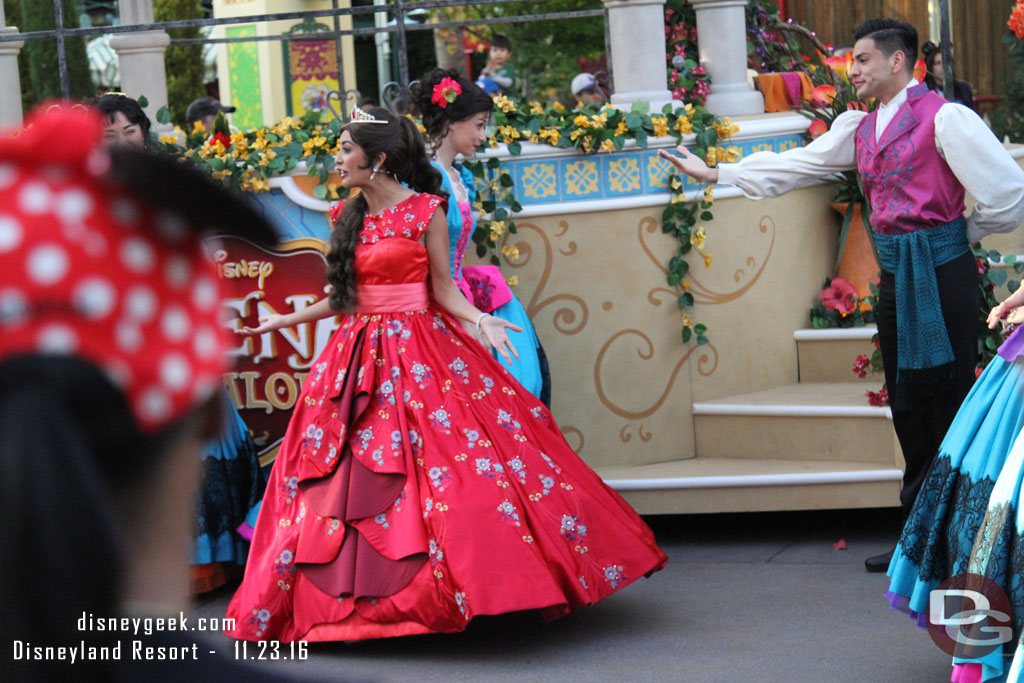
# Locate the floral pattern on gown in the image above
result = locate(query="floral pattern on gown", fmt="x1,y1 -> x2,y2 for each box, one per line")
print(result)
224,192 -> 666,642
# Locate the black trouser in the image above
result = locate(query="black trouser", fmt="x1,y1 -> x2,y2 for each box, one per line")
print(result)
875,251 -> 979,516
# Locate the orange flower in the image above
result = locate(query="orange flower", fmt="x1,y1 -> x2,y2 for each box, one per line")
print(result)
808,118 -> 828,139
1010,1 -> 1024,39
824,55 -> 849,79
812,85 -> 836,108
913,57 -> 927,82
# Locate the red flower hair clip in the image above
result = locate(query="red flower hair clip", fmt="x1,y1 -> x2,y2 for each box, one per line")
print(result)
432,77 -> 462,108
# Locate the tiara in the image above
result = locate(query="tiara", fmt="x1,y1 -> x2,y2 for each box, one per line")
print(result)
348,106 -> 388,124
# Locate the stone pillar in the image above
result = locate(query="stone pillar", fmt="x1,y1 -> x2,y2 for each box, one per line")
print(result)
110,0 -> 171,129
689,0 -> 764,116
0,5 -> 24,126
603,0 -> 676,112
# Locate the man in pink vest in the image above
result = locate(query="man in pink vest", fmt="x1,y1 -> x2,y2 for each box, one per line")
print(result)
661,18 -> 1024,572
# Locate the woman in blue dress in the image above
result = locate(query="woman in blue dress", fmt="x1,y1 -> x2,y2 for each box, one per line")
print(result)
410,68 -> 551,406
885,287 -> 1024,682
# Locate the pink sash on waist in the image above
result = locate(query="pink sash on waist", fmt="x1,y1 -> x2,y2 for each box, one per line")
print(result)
356,282 -> 430,313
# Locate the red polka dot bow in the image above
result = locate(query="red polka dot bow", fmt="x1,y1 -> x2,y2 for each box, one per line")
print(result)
0,105 -> 228,431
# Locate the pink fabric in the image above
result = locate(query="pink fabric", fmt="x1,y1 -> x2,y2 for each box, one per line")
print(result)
356,283 -> 429,313
459,265 -> 513,313
452,202 -> 473,275
779,72 -> 803,105
855,85 -> 966,235
950,663 -> 982,683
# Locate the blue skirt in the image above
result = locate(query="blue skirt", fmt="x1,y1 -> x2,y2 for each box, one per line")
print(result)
492,295 -> 545,402
886,354 -> 1024,622
193,393 -> 266,565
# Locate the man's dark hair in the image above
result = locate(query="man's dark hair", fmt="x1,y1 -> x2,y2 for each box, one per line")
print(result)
853,18 -> 918,74
490,34 -> 511,51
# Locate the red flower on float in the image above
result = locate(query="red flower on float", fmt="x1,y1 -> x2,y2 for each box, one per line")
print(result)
808,118 -> 828,139
1009,0 -> 1024,39
821,277 -> 858,316
812,85 -> 836,108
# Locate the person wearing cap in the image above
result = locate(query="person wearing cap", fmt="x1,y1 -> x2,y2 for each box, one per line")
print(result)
571,72 -> 606,106
0,104 -> 304,682
186,95 -> 236,135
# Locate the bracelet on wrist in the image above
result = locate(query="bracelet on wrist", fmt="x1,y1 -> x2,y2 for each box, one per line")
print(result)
474,312 -> 490,334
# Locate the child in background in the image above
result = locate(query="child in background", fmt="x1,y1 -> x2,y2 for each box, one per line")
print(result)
476,35 -> 517,98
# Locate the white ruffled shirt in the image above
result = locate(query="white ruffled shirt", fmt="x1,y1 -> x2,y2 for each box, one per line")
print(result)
716,80 -> 1024,243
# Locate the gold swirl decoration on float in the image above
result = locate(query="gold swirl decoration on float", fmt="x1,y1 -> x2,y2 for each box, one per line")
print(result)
503,221 -> 589,335
619,423 -> 653,444
639,215 -> 777,306
594,328 -> 719,420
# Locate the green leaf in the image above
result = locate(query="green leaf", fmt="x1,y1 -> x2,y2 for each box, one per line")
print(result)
507,141 -> 522,155
694,324 -> 707,335
988,268 -> 1009,287
499,174 -> 514,187
635,129 -> 648,149
495,207 -> 509,220
625,114 -> 642,130
630,100 -> 651,116
313,184 -> 328,199
696,334 -> 709,346
486,157 -> 501,170
476,243 -> 487,258
700,211 -> 713,221
1006,254 -> 1018,266
137,95 -> 149,109
682,327 -> 692,343
155,106 -> 171,125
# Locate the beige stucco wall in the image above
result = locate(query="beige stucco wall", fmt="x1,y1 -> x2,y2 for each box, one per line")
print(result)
479,184 -> 837,470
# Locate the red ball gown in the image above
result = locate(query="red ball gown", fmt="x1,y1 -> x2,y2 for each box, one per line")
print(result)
225,193 -> 667,642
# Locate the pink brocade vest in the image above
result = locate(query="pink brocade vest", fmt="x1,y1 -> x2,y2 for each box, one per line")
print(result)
855,85 -> 965,235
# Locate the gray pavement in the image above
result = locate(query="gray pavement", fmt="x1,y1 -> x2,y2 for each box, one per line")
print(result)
189,508 -> 956,682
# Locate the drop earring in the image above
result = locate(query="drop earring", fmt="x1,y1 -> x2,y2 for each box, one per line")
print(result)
370,166 -> 379,180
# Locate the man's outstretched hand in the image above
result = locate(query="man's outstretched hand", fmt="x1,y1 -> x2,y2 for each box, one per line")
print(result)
658,145 -> 719,184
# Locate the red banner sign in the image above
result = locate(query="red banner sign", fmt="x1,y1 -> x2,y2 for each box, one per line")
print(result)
213,236 -> 337,465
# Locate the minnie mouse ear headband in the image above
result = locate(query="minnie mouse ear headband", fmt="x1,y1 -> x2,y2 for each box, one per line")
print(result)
0,104 -> 275,431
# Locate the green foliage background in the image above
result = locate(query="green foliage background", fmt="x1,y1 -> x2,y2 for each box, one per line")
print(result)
15,0 -> 93,105
154,0 -> 206,127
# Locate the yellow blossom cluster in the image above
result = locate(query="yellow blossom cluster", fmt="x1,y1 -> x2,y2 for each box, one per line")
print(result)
674,117 -> 693,134
256,148 -> 277,167
191,120 -> 207,135
552,101 -> 566,112
690,226 -> 706,250
614,120 -> 629,136
529,101 -> 544,115
652,117 -> 670,138
705,145 -> 740,167
493,95 -> 516,113
703,185 -> 714,205
501,244 -> 520,261
701,252 -> 713,268
497,125 -> 520,143
506,275 -> 519,287
599,139 -> 616,152
713,117 -> 740,139
538,128 -> 561,145
489,220 -> 506,242
302,135 -> 328,157
240,169 -> 270,193
682,313 -> 693,327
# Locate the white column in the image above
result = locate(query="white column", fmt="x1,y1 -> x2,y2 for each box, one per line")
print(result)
110,0 -> 171,130
0,5 -> 24,126
603,0 -> 676,112
689,0 -> 763,116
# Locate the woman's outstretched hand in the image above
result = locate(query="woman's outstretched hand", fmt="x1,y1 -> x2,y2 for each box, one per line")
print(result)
237,314 -> 287,336
657,144 -> 719,184
479,314 -> 522,365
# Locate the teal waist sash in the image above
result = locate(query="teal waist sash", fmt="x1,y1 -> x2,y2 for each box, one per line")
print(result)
873,217 -> 969,380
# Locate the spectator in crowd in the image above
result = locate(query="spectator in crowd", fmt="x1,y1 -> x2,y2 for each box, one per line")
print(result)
476,34 -> 517,98
186,95 -> 236,134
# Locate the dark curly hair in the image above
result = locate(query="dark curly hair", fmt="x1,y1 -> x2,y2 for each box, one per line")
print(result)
325,107 -> 442,312
410,68 -> 494,151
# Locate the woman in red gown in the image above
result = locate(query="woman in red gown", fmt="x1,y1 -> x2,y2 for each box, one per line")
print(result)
224,107 -> 666,643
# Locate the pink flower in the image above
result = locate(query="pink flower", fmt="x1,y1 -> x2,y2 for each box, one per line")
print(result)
821,277 -> 858,316
432,77 -> 462,108
808,119 -> 828,139
866,388 -> 889,407
976,257 -> 988,276
852,354 -> 870,378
